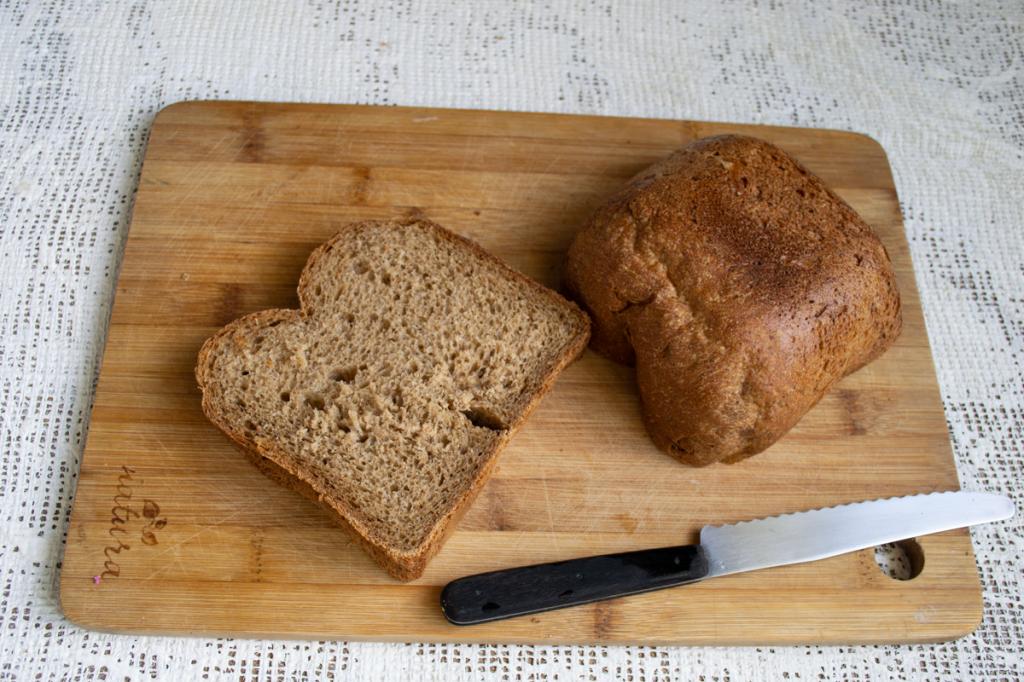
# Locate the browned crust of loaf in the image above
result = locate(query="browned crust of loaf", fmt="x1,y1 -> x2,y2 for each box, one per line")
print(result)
565,134 -> 901,466
196,219 -> 590,581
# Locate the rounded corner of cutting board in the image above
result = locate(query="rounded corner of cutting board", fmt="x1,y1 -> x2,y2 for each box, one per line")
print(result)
58,572 -> 107,634
152,98 -> 230,126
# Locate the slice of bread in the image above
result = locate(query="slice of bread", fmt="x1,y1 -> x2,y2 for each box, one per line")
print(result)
196,219 -> 590,580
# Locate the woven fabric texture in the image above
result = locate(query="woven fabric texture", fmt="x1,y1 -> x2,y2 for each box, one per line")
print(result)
1,1 -> 1021,679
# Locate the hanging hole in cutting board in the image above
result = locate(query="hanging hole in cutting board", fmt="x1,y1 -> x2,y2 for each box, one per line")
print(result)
874,539 -> 924,580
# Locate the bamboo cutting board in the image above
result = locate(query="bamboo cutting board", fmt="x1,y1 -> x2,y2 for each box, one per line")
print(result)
60,101 -> 980,645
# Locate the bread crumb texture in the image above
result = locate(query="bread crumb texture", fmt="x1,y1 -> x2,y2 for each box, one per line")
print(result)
197,220 -> 589,579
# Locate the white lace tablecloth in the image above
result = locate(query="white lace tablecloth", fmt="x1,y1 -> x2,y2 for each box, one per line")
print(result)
1,1 -> 1021,679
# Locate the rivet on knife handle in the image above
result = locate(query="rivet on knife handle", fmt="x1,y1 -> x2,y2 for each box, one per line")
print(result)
440,545 -> 707,625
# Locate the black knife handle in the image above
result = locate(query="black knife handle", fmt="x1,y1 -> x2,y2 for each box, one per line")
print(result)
440,544 -> 708,625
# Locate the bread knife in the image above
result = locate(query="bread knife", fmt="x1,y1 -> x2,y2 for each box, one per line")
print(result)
440,491 -> 1014,625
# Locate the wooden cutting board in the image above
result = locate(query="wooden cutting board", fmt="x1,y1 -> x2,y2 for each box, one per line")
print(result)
60,101 -> 980,645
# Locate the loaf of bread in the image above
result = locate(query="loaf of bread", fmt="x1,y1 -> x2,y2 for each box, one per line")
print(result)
565,135 -> 901,466
197,219 -> 589,580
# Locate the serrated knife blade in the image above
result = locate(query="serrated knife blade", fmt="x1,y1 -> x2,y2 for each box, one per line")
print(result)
440,491 -> 1015,625
700,491 -> 1014,578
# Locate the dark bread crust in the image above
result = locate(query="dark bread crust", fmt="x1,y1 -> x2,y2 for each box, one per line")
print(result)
196,219 -> 590,580
565,135 -> 901,466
